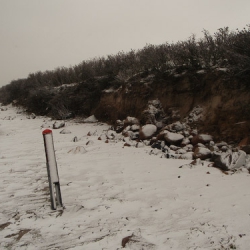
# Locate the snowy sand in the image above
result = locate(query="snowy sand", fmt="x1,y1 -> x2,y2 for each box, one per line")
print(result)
0,106 -> 250,249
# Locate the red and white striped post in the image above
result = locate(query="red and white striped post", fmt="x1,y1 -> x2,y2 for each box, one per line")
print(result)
42,129 -> 63,210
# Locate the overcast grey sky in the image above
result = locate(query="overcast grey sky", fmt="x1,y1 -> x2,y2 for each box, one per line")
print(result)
0,0 -> 249,87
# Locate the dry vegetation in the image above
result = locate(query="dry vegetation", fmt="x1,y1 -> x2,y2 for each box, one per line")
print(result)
0,25 -> 249,122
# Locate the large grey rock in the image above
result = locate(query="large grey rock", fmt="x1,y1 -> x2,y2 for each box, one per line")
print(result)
27,113 -> 36,119
139,124 -> 157,140
164,131 -> 184,145
53,121 -> 65,129
212,150 -> 246,171
124,116 -> 140,126
194,147 -> 211,160
191,134 -> 213,145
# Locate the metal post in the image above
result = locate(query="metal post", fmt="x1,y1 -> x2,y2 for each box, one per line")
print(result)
42,129 -> 63,210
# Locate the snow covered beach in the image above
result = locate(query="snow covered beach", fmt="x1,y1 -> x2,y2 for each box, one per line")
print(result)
0,105 -> 250,249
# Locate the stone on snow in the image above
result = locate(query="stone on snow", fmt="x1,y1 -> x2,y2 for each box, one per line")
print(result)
221,146 -> 229,152
124,116 -> 140,126
215,141 -> 228,148
86,140 -> 94,146
183,144 -> 194,152
171,121 -> 185,131
212,150 -> 246,171
115,120 -> 124,133
181,138 -> 190,147
178,152 -> 194,160
123,137 -> 136,147
136,142 -> 144,148
53,121 -> 65,129
151,141 -> 163,150
98,134 -> 107,140
27,113 -> 36,119
193,147 -> 211,160
131,124 -> 140,131
191,134 -> 213,145
164,131 -> 184,145
139,124 -> 157,140
175,148 -> 187,154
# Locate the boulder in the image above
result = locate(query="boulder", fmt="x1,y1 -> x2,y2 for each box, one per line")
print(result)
151,141 -> 163,150
191,134 -> 213,145
141,99 -> 165,124
136,142 -> 144,148
72,136 -> 78,142
106,130 -> 116,140
124,116 -> 140,126
183,144 -> 194,152
212,150 -> 246,171
156,131 -> 166,141
83,115 -> 98,123
190,129 -> 198,136
155,121 -> 164,129
41,123 -> 51,128
53,121 -> 65,129
215,141 -> 228,148
181,138 -> 190,147
149,148 -> 162,155
98,134 -> 107,140
139,124 -> 157,140
123,137 -> 136,147
221,146 -> 228,152
60,129 -> 71,134
169,145 -> 180,151
115,120 -> 124,133
122,125 -> 131,134
164,131 -> 184,145
178,152 -> 193,160
193,147 -> 211,160
86,140 -> 94,146
175,148 -> 187,154
183,130 -> 190,137
131,124 -> 140,131
209,145 -> 220,152
123,130 -> 138,140
172,121 -> 185,131
27,113 -> 36,119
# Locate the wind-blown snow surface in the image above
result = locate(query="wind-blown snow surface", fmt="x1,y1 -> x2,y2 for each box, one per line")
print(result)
1,106 -> 250,249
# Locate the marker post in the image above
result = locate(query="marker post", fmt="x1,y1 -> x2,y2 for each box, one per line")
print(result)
42,129 -> 63,210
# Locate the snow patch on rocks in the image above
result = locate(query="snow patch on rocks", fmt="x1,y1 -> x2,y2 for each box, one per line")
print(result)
140,124 -> 157,139
83,115 -> 98,123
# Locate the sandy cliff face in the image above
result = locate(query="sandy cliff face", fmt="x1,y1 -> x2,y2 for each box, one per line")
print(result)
94,70 -> 250,143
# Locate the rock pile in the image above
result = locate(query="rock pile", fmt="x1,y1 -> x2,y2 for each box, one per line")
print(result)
113,100 -> 250,172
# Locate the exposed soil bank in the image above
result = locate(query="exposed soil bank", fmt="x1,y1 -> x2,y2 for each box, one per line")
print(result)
94,70 -> 250,143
